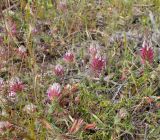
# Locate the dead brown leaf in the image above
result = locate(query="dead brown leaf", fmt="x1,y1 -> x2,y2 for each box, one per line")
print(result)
84,122 -> 96,130
68,119 -> 83,134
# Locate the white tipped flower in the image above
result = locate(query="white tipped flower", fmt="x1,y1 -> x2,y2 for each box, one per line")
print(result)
63,51 -> 74,63
54,64 -> 64,76
9,77 -> 24,92
47,83 -> 61,100
90,53 -> 106,72
140,40 -> 154,64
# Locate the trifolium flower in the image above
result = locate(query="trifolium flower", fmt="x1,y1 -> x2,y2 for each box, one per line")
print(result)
90,53 -> 106,73
63,51 -> 74,63
47,83 -> 61,100
54,64 -> 64,76
9,77 -> 24,92
140,40 -> 154,64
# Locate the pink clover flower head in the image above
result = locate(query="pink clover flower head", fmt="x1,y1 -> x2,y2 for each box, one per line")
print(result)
90,53 -> 106,73
47,83 -> 61,100
140,40 -> 154,64
54,64 -> 64,76
63,51 -> 74,63
9,77 -> 24,92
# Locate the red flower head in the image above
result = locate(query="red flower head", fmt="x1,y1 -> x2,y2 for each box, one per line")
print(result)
140,40 -> 154,64
9,77 -> 24,92
90,54 -> 106,74
47,83 -> 61,100
63,51 -> 74,63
